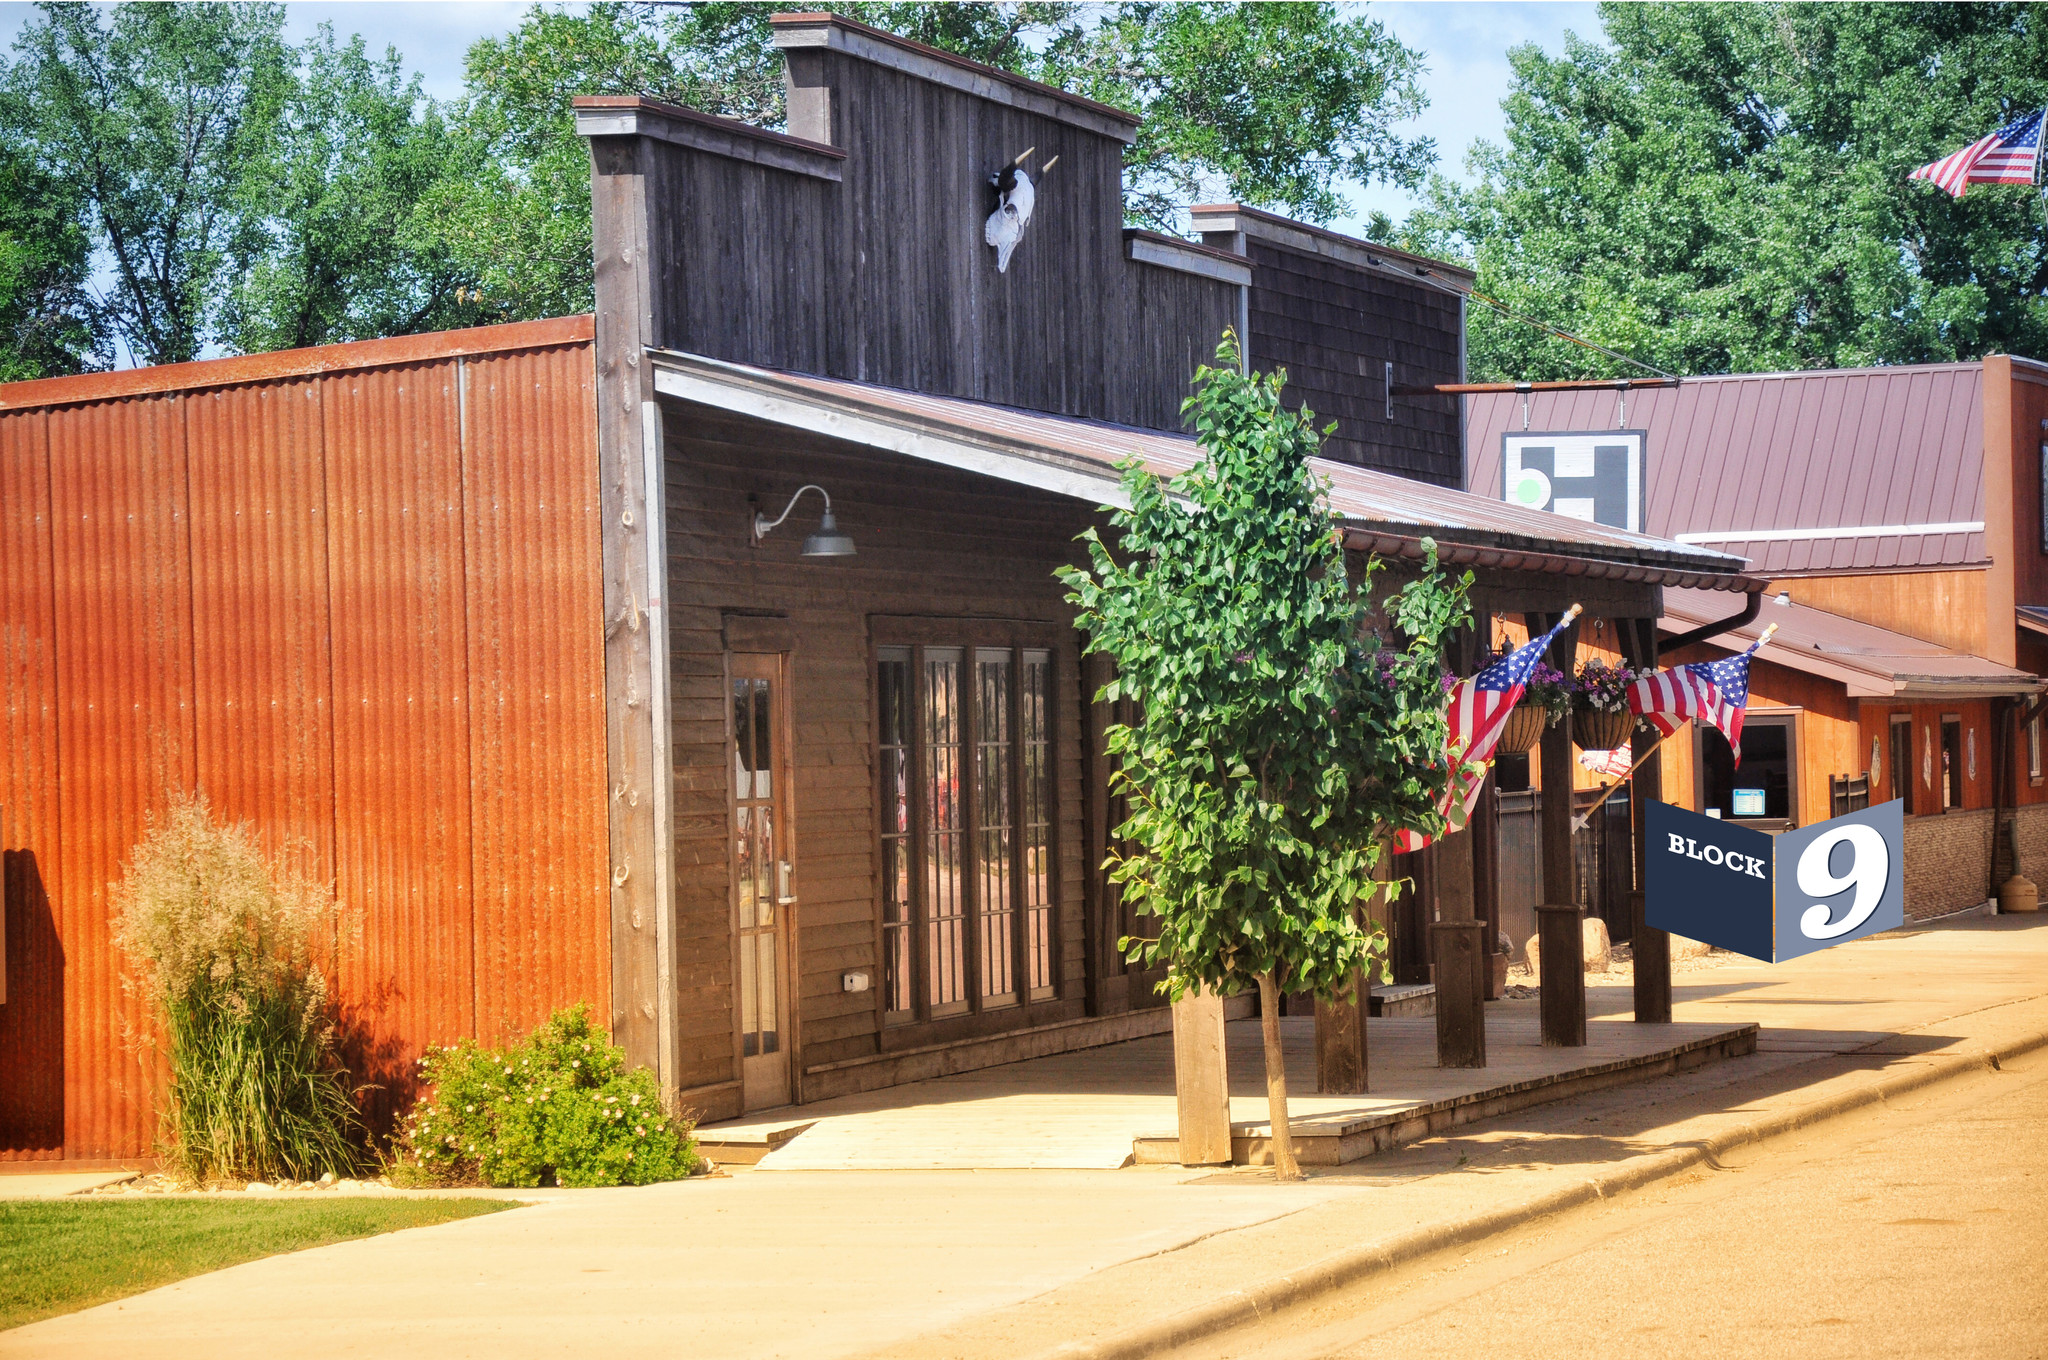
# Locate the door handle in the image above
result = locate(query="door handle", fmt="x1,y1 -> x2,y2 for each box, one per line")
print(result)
777,861 -> 796,905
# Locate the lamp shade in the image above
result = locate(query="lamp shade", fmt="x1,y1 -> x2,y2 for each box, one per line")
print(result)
800,509 -> 856,558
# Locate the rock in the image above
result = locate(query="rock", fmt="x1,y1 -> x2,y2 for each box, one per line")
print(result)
1524,933 -> 1542,976
1496,930 -> 1513,957
377,1175 -> 393,1187
246,1182 -> 275,1193
1669,932 -> 1712,961
319,1171 -> 336,1186
1582,917 -> 1612,972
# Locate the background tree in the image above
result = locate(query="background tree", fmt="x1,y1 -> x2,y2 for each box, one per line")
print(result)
422,0 -> 1433,317
1059,335 -> 1471,1181
1400,2 -> 2048,380
227,25 -> 484,353
8,1 -> 293,367
0,81 -> 98,380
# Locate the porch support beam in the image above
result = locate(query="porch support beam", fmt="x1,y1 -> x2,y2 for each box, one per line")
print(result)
1617,616 -> 1672,1023
1530,611 -> 1587,1047
1432,629 -> 1487,1067
1172,986 -> 1233,1165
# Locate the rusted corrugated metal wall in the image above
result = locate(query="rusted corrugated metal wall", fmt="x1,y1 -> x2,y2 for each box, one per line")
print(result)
0,318 -> 610,1160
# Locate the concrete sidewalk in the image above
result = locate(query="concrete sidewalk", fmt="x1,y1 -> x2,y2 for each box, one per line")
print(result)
6,914 -> 2045,1360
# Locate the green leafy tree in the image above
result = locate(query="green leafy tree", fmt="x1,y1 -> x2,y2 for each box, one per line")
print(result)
0,96 -> 99,380
9,1 -> 293,366
424,1 -> 1432,317
1059,335 -> 1471,1180
227,25 -> 484,352
1401,2 -> 2048,380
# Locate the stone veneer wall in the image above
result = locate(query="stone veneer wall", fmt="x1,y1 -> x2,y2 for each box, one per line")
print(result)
1902,809 -> 1995,920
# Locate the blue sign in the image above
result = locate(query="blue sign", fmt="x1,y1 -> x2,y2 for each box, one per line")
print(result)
1644,800 -> 1904,963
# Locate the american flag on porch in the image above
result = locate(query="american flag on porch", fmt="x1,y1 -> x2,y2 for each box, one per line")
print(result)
1626,635 -> 1766,767
1391,608 -> 1580,855
1579,745 -> 1633,778
1910,109 -> 2044,198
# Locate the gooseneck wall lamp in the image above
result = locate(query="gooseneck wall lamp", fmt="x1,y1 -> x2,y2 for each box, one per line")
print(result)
753,484 -> 855,558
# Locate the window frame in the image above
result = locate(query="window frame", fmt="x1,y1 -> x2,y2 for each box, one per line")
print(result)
869,617 -> 1063,1046
1694,706 -> 1799,831
1941,713 -> 1964,811
1889,713 -> 1914,815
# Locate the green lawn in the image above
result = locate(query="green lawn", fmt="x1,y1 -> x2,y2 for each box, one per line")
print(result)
1,1195 -> 517,1331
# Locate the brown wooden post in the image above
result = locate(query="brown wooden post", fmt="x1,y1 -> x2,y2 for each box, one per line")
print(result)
1530,612 -> 1586,1047
1428,629 -> 1487,1067
1314,977 -> 1369,1094
1172,985 -> 1233,1165
1618,616 -> 1671,1023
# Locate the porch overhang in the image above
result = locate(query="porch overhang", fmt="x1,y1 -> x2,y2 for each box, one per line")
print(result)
648,349 -> 1763,594
1663,587 -> 2041,699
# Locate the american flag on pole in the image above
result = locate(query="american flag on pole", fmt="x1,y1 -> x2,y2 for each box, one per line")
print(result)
1626,635 -> 1765,767
1579,745 -> 1633,779
1910,109 -> 2044,198
1391,610 -> 1579,854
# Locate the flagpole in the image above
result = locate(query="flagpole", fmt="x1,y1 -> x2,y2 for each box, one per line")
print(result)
1569,621 -> 1778,832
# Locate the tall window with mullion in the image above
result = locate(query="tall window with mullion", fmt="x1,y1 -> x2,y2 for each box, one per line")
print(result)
876,640 -> 1057,1024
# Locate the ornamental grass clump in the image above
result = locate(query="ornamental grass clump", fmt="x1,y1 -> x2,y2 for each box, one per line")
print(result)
111,796 -> 362,1184
392,1004 -> 696,1188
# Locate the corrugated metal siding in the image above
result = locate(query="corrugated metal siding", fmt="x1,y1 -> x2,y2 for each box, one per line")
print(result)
1,410 -> 64,1157
459,346 -> 609,1045
1464,364 -> 1987,575
0,323 -> 609,1159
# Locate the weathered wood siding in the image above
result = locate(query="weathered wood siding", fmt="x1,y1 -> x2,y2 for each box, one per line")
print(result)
1229,238 -> 1465,486
662,404 -> 1101,1104
617,51 -> 1236,433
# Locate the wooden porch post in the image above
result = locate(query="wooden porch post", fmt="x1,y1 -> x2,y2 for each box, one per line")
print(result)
1618,617 -> 1672,1023
1315,845 -> 1390,1094
1172,985 -> 1233,1164
1427,629 -> 1487,1066
1530,611 -> 1586,1047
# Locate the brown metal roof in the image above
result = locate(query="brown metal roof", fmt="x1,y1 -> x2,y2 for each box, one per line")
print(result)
1663,587 -> 2036,698
649,349 -> 1762,591
1465,363 -> 1988,576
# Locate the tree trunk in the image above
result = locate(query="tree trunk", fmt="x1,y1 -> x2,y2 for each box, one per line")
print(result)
1256,971 -> 1301,1181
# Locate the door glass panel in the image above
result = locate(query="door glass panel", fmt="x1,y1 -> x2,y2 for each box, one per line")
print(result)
924,649 -> 967,1012
1022,650 -> 1053,997
877,649 -> 914,1017
977,649 -> 1016,1006
735,674 -> 778,1058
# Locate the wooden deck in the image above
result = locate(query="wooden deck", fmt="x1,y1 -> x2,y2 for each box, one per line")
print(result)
696,1003 -> 1757,1170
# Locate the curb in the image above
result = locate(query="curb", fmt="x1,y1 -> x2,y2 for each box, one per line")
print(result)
1030,1021 -> 2048,1360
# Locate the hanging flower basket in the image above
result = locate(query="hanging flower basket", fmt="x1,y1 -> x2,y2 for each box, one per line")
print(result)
1496,703 -> 1547,754
1572,701 -> 1636,753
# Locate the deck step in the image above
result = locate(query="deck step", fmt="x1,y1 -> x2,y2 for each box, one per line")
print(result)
1131,1023 -> 1757,1167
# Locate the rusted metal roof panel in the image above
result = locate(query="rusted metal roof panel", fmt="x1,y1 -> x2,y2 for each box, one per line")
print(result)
1663,587 -> 2036,697
0,324 -> 609,1157
1466,363 -> 1988,576
650,350 -> 1761,591
0,409 -> 65,1159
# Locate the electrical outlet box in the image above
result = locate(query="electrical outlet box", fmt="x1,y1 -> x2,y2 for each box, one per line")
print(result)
842,971 -> 870,993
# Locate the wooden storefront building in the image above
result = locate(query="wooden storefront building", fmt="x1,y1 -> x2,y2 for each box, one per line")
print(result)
4,13 -> 1765,1159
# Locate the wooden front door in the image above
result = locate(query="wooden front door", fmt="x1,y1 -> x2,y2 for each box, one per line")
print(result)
731,653 -> 795,1111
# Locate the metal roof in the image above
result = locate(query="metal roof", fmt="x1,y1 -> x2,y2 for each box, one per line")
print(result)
650,349 -> 1762,591
1466,363 -> 1988,576
1663,587 -> 2036,698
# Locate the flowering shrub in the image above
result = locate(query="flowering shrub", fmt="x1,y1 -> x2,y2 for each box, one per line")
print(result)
391,1004 -> 696,1188
1573,658 -> 1642,714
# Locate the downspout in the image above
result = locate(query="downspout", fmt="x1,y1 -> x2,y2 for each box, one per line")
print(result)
1660,590 -> 1762,652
